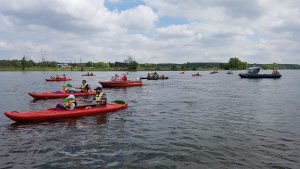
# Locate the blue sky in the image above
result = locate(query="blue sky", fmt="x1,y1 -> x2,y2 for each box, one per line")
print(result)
105,0 -> 145,11
0,0 -> 300,64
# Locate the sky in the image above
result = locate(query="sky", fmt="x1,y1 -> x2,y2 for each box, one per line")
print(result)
0,0 -> 299,64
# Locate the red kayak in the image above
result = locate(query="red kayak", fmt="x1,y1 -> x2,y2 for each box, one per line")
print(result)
99,80 -> 143,87
29,92 -> 96,99
82,74 -> 96,76
4,102 -> 128,122
192,73 -> 202,77
46,77 -> 71,81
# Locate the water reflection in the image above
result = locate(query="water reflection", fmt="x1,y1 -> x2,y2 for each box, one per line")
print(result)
65,114 -> 108,127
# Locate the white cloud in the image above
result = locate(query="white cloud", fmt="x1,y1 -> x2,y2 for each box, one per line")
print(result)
0,40 -> 10,49
0,0 -> 299,64
119,5 -> 158,31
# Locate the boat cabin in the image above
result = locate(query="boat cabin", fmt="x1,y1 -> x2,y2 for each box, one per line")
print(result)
247,67 -> 261,74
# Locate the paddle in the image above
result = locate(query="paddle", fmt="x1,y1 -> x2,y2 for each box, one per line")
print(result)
77,99 -> 95,104
77,99 -> 125,104
66,84 -> 73,88
65,83 -> 85,92
112,100 -> 125,104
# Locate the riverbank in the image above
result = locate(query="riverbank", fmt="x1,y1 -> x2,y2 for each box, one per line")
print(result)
1,66 -> 299,72
0,67 -> 222,71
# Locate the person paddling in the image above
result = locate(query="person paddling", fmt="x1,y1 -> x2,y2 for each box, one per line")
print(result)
76,80 -> 91,92
112,74 -> 119,81
61,86 -> 69,93
93,87 -> 107,106
56,95 -> 77,110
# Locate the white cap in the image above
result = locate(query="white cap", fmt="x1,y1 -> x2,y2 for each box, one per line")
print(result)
66,95 -> 76,99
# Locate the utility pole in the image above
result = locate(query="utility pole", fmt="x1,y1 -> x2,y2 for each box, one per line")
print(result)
80,58 -> 84,71
41,49 -> 46,71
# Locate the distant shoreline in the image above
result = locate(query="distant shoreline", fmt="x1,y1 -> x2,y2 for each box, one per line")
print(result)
0,67 -> 298,72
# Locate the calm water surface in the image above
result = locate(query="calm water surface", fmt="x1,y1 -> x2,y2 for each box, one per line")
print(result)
0,70 -> 299,168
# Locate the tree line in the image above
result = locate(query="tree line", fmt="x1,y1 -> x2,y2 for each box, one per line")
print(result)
1,57 -> 299,71
0,56 -> 139,71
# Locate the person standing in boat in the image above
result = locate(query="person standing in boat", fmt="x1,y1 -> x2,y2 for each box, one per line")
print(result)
94,87 -> 107,106
272,68 -> 279,75
56,95 -> 77,110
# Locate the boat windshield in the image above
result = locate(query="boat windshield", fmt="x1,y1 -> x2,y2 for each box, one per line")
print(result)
247,67 -> 260,74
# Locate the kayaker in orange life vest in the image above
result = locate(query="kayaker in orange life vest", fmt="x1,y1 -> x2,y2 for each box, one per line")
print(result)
93,87 -> 107,106
56,95 -> 77,110
61,86 -> 69,93
76,80 -> 91,92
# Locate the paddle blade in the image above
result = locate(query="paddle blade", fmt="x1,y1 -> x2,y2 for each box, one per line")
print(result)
63,98 -> 68,103
66,84 -> 72,87
112,100 -> 125,104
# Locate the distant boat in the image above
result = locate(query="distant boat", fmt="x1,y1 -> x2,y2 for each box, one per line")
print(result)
210,70 -> 218,74
227,70 -> 233,74
140,76 -> 169,80
239,67 -> 281,78
192,73 -> 202,77
82,73 -> 95,76
140,72 -> 168,80
99,80 -> 143,87
45,77 -> 71,82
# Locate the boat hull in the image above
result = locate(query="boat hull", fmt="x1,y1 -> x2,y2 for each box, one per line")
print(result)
239,73 -> 281,78
45,78 -> 71,81
4,103 -> 128,122
140,77 -> 168,80
29,92 -> 96,99
99,80 -> 143,87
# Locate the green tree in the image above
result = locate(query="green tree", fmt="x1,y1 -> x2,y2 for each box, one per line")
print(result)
21,55 -> 26,70
94,62 -> 109,69
86,61 -> 93,67
181,65 -> 185,70
227,57 -> 247,69
128,61 -> 138,70
126,56 -> 138,70
171,65 -> 177,71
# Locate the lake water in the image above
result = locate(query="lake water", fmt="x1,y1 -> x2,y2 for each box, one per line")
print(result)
0,70 -> 299,168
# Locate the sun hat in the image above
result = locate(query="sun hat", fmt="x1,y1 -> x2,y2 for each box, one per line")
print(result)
66,95 -> 76,100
